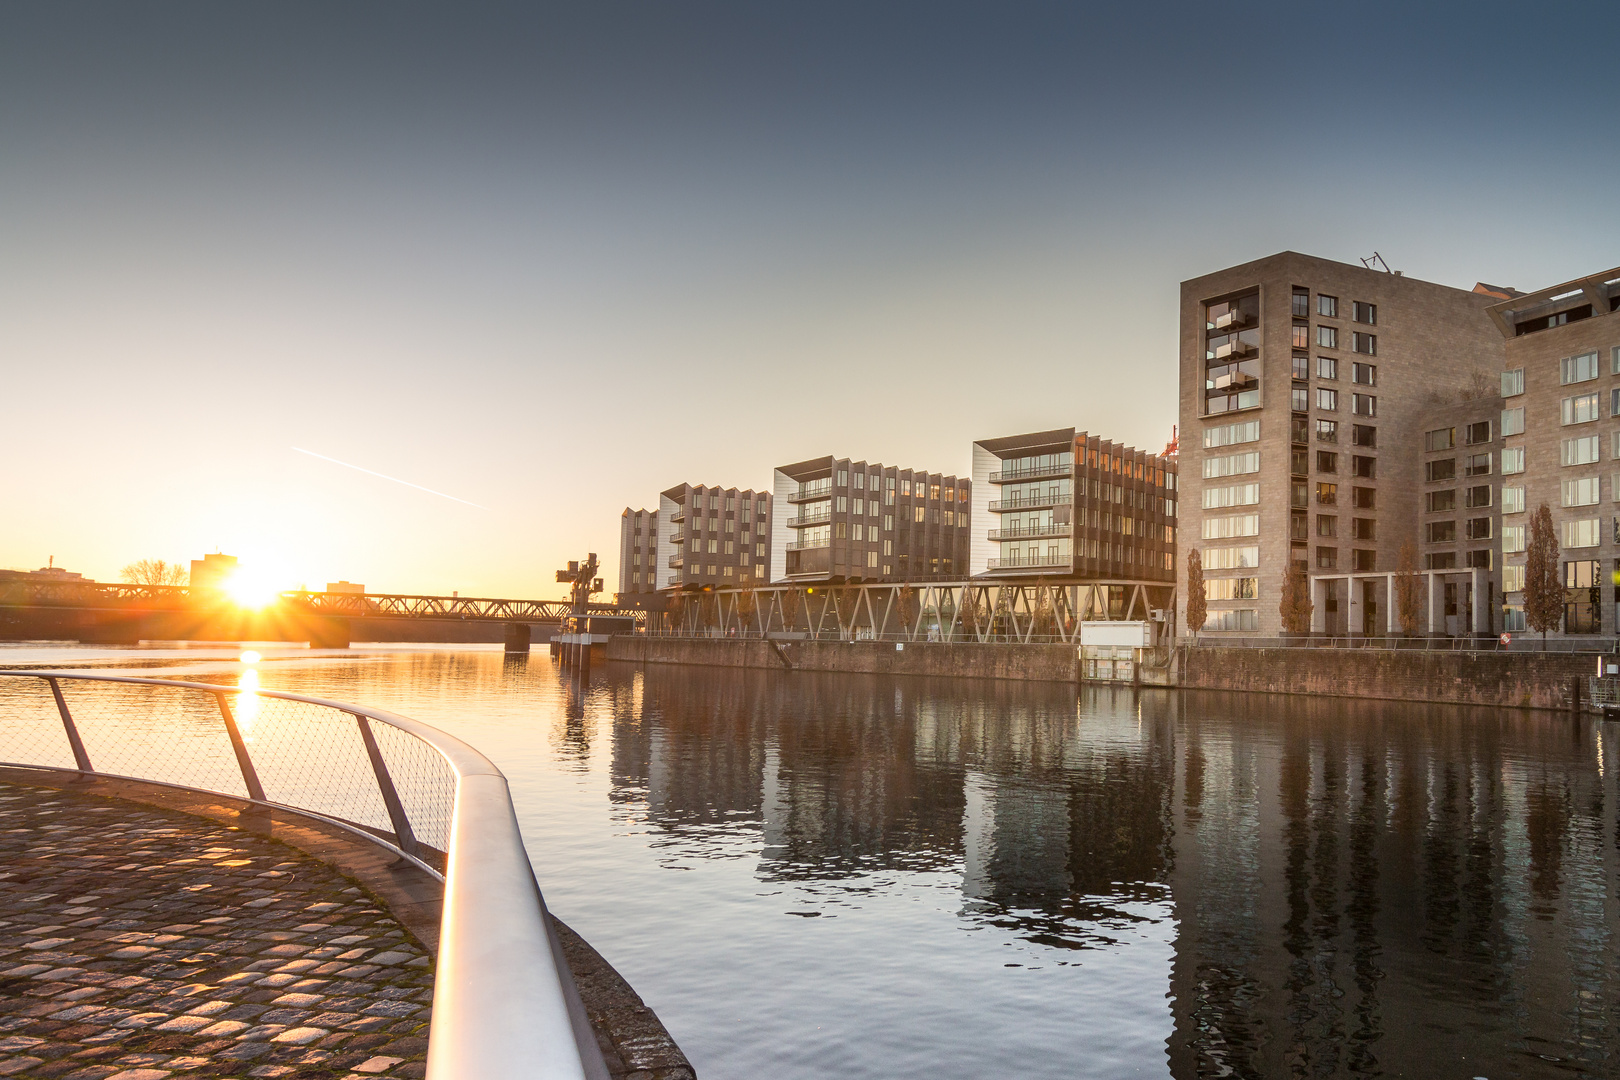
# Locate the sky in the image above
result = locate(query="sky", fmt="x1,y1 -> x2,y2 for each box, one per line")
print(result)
4,1 -> 1618,599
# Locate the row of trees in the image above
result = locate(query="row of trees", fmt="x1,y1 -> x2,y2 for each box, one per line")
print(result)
120,559 -> 188,586
1185,503 -> 1566,640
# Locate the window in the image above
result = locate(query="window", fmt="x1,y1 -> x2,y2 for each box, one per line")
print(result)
1315,419 -> 1338,442
1317,515 -> 1338,537
837,470 -> 848,487
1353,487 -> 1376,509
1564,519 -> 1601,548
1426,459 -> 1456,482
1503,565 -> 1526,592
837,496 -> 847,512
1464,421 -> 1491,445
1291,417 -> 1309,444
1562,392 -> 1601,425
1202,514 -> 1260,539
1204,546 -> 1259,569
1425,428 -> 1455,452
1203,420 -> 1260,448
1353,550 -> 1377,572
1316,356 -> 1337,380
1502,368 -> 1524,397
852,498 -> 864,516
1427,521 -> 1456,543
914,506 -> 926,522
1464,453 -> 1491,477
1612,389 -> 1620,418
834,523 -> 845,539
1291,387 -> 1309,411
1204,577 -> 1259,601
1203,609 -> 1260,632
708,538 -> 719,553
1563,435 -> 1601,466
1317,451 -> 1338,473
1317,295 -> 1338,318
1352,394 -> 1376,416
1291,481 -> 1309,508
867,551 -> 879,568
1427,490 -> 1457,512
1466,550 -> 1492,570
1560,351 -> 1600,384
1292,323 -> 1310,349
1204,451 -> 1260,478
1316,482 -> 1337,505
1502,486 -> 1525,513
1317,326 -> 1338,349
1503,605 -> 1526,631
1351,424 -> 1376,448
1291,287 -> 1310,318
1424,552 -> 1457,570
1352,518 -> 1376,541
1502,446 -> 1525,474
1316,388 -> 1338,411
1352,332 -> 1376,355
1351,362 -> 1376,386
1352,455 -> 1376,479
1563,477 -> 1601,506
1203,483 -> 1260,509
1353,301 -> 1377,325
1499,407 -> 1524,437
1316,547 -> 1338,570
1292,355 -> 1310,380
1503,525 -> 1526,553
1464,485 -> 1492,508
756,542 -> 766,557
1466,518 -> 1492,540
1614,346 -> 1620,375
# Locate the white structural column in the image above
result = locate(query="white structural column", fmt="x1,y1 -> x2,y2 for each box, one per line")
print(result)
1426,571 -> 1438,635
1472,566 -> 1487,633
1385,572 -> 1397,634
1310,576 -> 1327,633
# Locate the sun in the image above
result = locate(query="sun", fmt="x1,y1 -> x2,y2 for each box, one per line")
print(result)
226,567 -> 283,609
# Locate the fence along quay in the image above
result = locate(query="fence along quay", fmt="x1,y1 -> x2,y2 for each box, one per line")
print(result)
0,669 -> 617,1080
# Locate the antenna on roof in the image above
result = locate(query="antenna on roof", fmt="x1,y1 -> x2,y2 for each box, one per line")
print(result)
1360,252 -> 1394,274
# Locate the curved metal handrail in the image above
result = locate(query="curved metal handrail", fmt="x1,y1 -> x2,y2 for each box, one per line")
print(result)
0,670 -> 609,1080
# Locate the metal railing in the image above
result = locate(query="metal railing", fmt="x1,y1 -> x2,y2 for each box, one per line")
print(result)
0,670 -> 607,1080
987,493 -> 1071,512
986,525 -> 1070,541
985,554 -> 1071,570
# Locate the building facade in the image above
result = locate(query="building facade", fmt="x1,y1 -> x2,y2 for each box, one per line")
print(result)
1487,267 -> 1620,635
656,484 -> 772,591
617,507 -> 661,597
1178,252 -> 1507,636
770,456 -> 969,584
968,428 -> 1178,582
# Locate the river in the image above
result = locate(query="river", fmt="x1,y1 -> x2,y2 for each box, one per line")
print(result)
2,643 -> 1616,1079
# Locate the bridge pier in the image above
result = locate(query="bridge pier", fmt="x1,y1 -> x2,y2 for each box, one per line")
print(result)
504,623 -> 531,654
306,618 -> 351,649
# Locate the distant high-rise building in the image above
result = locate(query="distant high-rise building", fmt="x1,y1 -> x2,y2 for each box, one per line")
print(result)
189,553 -> 239,592
771,456 -> 969,583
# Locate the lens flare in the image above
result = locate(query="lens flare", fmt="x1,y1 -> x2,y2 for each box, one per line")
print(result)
240,650 -> 261,664
227,568 -> 281,609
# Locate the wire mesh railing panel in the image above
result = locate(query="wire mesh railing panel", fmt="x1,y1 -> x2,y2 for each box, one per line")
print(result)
227,692 -> 396,837
44,680 -> 251,797
0,677 -> 77,770
368,719 -> 457,855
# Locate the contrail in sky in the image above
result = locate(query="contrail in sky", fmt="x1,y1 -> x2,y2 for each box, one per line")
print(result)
291,447 -> 490,510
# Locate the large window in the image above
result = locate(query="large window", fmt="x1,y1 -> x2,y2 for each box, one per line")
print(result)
1317,295 -> 1338,318
1351,362 -> 1376,385
1502,446 -> 1525,474
1352,394 -> 1377,417
1561,351 -> 1600,384
1317,356 -> 1338,380
1203,545 -> 1259,569
1501,368 -> 1524,397
1317,451 -> 1338,473
1353,456 -> 1376,478
1502,486 -> 1525,514
1316,482 -> 1338,505
1503,564 -> 1525,592
1292,323 -> 1310,349
1316,388 -> 1338,410
1291,288 -> 1310,318
1562,476 -> 1601,507
1464,421 -> 1491,444
1503,525 -> 1526,553
1202,514 -> 1259,540
1562,392 -> 1601,425
1563,436 -> 1602,467
1464,484 -> 1492,508
1564,519 -> 1602,548
1464,453 -> 1491,477
1426,459 -> 1456,482
1317,326 -> 1338,349
1202,483 -> 1260,509
1427,521 -> 1456,543
1292,387 -> 1309,412
1353,487 -> 1376,509
1316,419 -> 1338,442
1352,333 -> 1376,355
1352,424 -> 1377,447
1204,577 -> 1259,601
1425,427 -> 1455,452
1501,407 -> 1525,436
1466,518 -> 1492,540
1352,301 -> 1376,325
1426,489 -> 1456,513
1202,609 -> 1259,632
1203,451 -> 1260,478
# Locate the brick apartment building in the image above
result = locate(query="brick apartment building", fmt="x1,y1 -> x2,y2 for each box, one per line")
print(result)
617,507 -> 660,599
654,483 -> 772,591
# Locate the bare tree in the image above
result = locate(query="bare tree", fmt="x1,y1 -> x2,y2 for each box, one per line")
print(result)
1185,549 -> 1206,639
1524,503 -> 1562,648
1394,540 -> 1424,637
1279,562 -> 1314,635
121,559 -> 188,587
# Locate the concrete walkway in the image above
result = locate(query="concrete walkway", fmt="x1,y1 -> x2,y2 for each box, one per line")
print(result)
0,780 -> 434,1080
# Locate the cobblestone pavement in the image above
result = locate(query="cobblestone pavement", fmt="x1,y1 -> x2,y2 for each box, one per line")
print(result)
0,781 -> 434,1080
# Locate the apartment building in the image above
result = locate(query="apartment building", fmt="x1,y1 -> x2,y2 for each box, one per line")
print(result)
770,456 -> 969,583
617,507 -> 660,598
1415,396 -> 1503,634
1179,252 -> 1506,636
655,483 -> 772,590
1487,266 -> 1620,635
967,428 -> 1178,582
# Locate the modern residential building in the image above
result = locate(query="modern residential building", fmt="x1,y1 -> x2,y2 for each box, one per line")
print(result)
1486,266 -> 1620,635
617,507 -> 660,597
770,456 -> 969,584
656,484 -> 772,590
1412,396 -> 1503,635
1179,251 -> 1508,636
967,428 -> 1177,582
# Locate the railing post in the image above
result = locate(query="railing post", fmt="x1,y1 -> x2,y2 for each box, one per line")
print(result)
355,713 -> 420,856
215,692 -> 267,802
45,677 -> 94,774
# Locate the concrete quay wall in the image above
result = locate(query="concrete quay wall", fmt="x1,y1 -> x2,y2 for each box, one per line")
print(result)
1180,646 -> 1597,711
608,636 -> 1081,683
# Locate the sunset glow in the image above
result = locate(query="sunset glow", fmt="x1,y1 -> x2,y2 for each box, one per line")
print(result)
226,569 -> 282,609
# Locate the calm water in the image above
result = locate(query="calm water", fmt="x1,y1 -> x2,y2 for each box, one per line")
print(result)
5,644 -> 1619,1079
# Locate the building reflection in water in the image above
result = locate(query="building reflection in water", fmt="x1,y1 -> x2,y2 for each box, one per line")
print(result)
603,665 -> 1619,1078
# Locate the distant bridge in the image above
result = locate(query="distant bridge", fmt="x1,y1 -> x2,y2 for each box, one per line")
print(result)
0,579 -> 646,647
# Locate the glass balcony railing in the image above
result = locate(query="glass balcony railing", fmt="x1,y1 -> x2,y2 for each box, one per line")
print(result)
986,524 -> 1070,541
788,508 -> 832,527
991,463 -> 1071,484
988,492 -> 1072,512
785,539 -> 832,552
667,554 -> 684,568
985,554 -> 1071,570
787,483 -> 833,504
668,531 -> 684,544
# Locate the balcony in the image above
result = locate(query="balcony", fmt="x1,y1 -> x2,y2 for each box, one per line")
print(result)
1209,308 -> 1253,331
986,524 -> 1070,541
667,554 -> 684,569
989,492 -> 1071,512
1205,338 -> 1256,362
788,508 -> 831,527
668,531 -> 685,544
785,539 -> 832,552
669,509 -> 685,524
787,484 -> 833,504
990,463 -> 1071,484
985,554 -> 1071,571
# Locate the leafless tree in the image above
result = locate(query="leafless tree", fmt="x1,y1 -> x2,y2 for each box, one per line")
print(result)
121,559 -> 188,587
1524,503 -> 1562,648
1394,540 -> 1423,637
1185,549 -> 1206,638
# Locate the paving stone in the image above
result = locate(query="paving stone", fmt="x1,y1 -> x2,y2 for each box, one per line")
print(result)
350,1057 -> 402,1075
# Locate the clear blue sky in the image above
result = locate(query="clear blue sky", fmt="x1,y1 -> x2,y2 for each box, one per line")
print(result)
4,2 -> 1616,597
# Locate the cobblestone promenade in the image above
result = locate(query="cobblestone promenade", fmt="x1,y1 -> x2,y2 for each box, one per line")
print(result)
0,781 -> 434,1080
